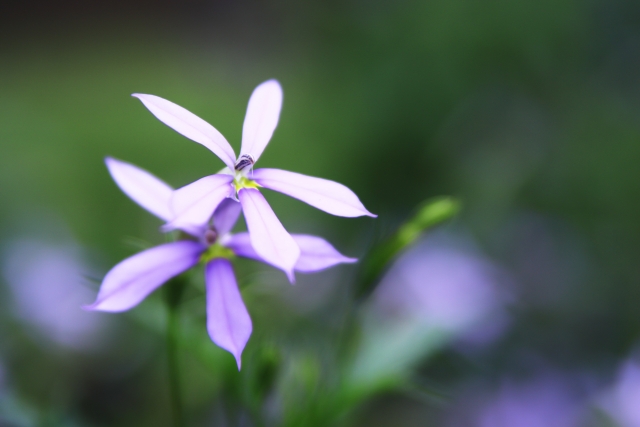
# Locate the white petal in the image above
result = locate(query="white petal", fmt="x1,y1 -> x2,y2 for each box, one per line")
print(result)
252,168 -> 376,217
132,94 -> 237,169
105,157 -> 174,221
238,188 -> 300,280
240,80 -> 283,162
163,175 -> 234,233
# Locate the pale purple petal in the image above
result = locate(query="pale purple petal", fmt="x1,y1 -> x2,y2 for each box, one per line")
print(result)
205,259 -> 252,370
132,94 -> 237,170
105,157 -> 173,221
290,234 -> 358,272
163,174 -> 234,233
240,80 -> 283,162
238,188 -> 300,280
252,168 -> 376,218
85,241 -> 203,312
213,198 -> 242,236
227,232 -> 356,273
224,232 -> 260,260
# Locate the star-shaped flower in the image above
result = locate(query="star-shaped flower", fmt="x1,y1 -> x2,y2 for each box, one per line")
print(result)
86,158 -> 357,368
132,80 -> 375,280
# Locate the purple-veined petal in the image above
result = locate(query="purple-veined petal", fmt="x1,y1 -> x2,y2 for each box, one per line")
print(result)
84,241 -> 203,312
240,80 -> 283,162
227,232 -> 356,273
163,174 -> 234,233
213,198 -> 242,236
238,188 -> 300,281
205,259 -> 252,370
105,157 -> 174,221
252,168 -> 376,218
132,94 -> 237,170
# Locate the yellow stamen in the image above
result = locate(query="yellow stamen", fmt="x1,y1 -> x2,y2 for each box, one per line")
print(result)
233,175 -> 261,193
200,244 -> 235,263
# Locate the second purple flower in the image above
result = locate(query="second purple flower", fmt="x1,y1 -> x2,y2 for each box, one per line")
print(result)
86,158 -> 357,369
132,80 -> 375,279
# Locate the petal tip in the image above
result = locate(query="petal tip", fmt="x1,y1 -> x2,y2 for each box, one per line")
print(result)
81,303 -> 97,311
160,223 -> 175,233
286,270 -> 296,284
104,156 -> 121,170
131,93 -> 151,103
82,301 -> 122,312
261,78 -> 281,88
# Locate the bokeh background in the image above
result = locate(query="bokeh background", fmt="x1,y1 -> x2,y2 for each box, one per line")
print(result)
2,0 -> 640,426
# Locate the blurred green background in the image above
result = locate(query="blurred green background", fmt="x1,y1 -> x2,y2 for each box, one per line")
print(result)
2,0 -> 640,426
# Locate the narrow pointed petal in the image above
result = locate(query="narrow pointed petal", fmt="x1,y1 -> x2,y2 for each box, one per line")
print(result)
164,175 -> 234,233
227,232 -> 356,273
105,157 -> 174,221
238,188 -> 300,278
224,231 -> 296,282
291,234 -> 358,272
205,259 -> 252,370
85,241 -> 203,312
240,80 -> 283,162
213,198 -> 242,236
252,168 -> 376,218
132,94 -> 237,170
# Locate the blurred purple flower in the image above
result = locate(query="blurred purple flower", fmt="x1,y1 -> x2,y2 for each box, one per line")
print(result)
2,236 -> 108,350
347,236 -> 509,387
471,377 -> 585,427
374,237 -> 508,336
599,361 -> 640,427
132,80 -> 374,278
86,158 -> 356,368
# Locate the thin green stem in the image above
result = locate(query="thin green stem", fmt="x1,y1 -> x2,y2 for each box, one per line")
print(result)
166,305 -> 184,427
164,278 -> 186,427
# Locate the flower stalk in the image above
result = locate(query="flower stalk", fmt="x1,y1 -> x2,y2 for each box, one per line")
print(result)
163,276 -> 186,427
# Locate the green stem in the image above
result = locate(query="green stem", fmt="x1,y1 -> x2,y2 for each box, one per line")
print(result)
164,278 -> 186,427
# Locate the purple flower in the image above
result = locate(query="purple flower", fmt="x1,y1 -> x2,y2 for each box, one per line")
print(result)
86,158 -> 356,368
132,80 -> 374,278
451,375 -> 586,427
598,360 -> 640,427
477,382 -> 581,427
2,235 -> 109,351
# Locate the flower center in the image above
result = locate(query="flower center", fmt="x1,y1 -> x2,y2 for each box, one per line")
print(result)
200,243 -> 235,263
199,225 -> 234,262
234,154 -> 255,172
233,174 -> 261,193
204,228 -> 218,245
